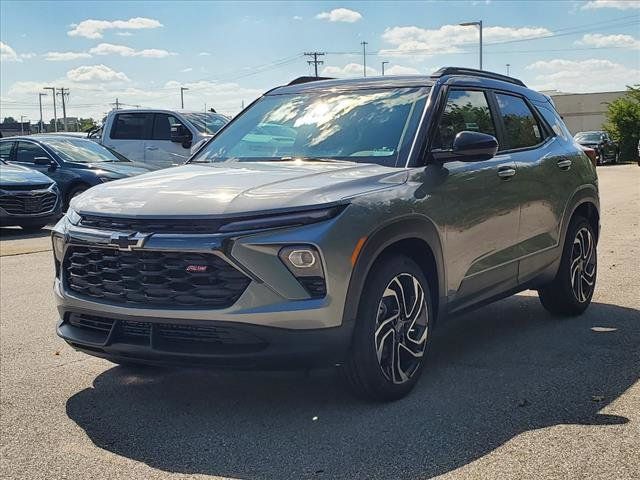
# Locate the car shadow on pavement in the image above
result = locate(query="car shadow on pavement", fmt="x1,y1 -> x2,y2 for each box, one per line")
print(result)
66,295 -> 639,479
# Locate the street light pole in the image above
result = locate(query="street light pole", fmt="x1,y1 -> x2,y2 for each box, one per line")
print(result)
180,87 -> 189,109
460,20 -> 483,70
506,63 -> 511,76
38,92 -> 47,133
44,87 -> 57,132
361,41 -> 368,77
20,115 -> 24,135
381,61 -> 389,76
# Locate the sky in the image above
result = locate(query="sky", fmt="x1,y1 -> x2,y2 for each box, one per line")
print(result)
1,0 -> 639,123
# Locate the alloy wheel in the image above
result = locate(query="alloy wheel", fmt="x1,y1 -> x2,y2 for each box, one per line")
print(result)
570,227 -> 596,303
374,273 -> 429,384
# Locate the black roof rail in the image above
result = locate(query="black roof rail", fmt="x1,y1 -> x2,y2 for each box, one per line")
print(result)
287,76 -> 334,86
431,67 -> 526,87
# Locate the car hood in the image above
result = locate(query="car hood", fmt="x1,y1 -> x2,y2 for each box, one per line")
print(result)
70,161 -> 155,176
72,161 -> 408,217
0,163 -> 53,186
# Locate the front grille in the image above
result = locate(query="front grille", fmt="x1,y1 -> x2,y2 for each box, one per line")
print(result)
0,183 -> 52,191
0,190 -> 57,215
64,246 -> 250,308
79,215 -> 225,234
65,313 -> 267,353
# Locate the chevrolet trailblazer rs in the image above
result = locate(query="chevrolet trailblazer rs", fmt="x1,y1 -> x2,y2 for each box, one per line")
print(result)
52,68 -> 599,401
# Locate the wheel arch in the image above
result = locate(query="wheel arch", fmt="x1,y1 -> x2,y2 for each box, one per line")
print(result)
341,216 -> 446,330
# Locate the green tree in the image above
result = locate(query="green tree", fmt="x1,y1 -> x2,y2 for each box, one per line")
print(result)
78,118 -> 96,132
3,117 -> 16,124
604,85 -> 640,161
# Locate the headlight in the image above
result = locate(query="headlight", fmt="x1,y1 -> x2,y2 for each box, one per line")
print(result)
52,233 -> 65,261
218,205 -> 346,233
66,208 -> 81,225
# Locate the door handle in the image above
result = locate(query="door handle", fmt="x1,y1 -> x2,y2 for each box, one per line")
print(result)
145,146 -> 158,151
497,165 -> 516,179
557,159 -> 572,170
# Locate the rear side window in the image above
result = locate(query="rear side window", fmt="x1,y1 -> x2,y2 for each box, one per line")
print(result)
495,93 -> 544,150
110,113 -> 153,140
0,141 -> 13,161
15,142 -> 49,164
152,114 -> 187,140
433,90 -> 496,150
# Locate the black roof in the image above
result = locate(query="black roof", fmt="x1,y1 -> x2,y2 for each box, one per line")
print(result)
270,67 -> 547,102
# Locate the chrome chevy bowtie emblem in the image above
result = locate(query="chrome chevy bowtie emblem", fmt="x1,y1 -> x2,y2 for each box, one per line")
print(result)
108,232 -> 148,251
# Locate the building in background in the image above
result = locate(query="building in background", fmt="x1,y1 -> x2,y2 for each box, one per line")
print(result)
545,90 -> 626,134
0,122 -> 31,137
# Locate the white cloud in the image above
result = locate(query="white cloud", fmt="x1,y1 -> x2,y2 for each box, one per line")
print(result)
180,67 -> 193,72
576,33 -> 640,49
384,65 -> 421,75
116,32 -> 133,37
293,15 -> 303,21
322,63 -> 378,77
316,8 -> 362,23
67,17 -> 163,39
198,52 -> 211,56
88,43 -> 175,58
582,0 -> 640,9
1,42 -> 19,62
526,58 -> 640,92
381,24 -> 551,57
44,51 -> 93,61
66,64 -> 130,83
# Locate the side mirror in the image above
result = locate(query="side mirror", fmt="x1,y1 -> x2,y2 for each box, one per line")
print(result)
171,124 -> 192,147
451,131 -> 499,161
34,156 -> 54,167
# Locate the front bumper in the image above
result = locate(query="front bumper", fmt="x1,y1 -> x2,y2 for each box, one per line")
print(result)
52,206 -> 371,368
57,309 -> 352,368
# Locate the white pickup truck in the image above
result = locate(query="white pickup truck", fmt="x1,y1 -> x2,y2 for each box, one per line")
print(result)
97,109 -> 228,168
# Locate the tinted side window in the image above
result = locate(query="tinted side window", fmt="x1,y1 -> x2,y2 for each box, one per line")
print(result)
152,114 -> 187,140
433,90 -> 496,150
110,113 -> 153,140
15,142 -> 49,164
495,94 -> 543,150
0,141 -> 14,161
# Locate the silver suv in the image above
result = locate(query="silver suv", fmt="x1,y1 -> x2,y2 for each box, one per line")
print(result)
52,68 -> 599,401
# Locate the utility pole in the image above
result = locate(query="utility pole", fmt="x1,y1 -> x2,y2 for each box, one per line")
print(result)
57,88 -> 69,131
44,87 -> 57,132
180,87 -> 189,109
20,115 -> 25,135
506,63 -> 511,76
381,61 -> 389,76
304,52 -> 325,77
459,20 -> 483,70
38,92 -> 47,133
361,41 -> 368,77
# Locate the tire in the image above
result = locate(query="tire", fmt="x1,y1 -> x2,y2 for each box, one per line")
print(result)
340,254 -> 434,401
538,216 -> 597,316
20,224 -> 47,233
65,185 -> 88,211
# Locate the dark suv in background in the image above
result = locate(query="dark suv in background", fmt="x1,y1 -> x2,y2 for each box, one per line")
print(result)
574,130 -> 619,165
53,68 -> 599,401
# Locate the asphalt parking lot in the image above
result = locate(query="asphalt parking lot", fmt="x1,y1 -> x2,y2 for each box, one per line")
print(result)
1,164 -> 638,480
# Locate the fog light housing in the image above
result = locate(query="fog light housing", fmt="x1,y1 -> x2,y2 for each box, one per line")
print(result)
279,245 -> 326,298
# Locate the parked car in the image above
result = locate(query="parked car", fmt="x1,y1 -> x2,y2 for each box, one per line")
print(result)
574,131 -> 619,165
98,109 -> 229,168
0,159 -> 61,231
53,68 -> 599,401
0,135 -> 154,209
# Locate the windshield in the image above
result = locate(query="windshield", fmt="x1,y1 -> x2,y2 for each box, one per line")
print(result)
44,138 -> 125,163
575,132 -> 603,142
183,113 -> 228,135
190,87 -> 429,167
